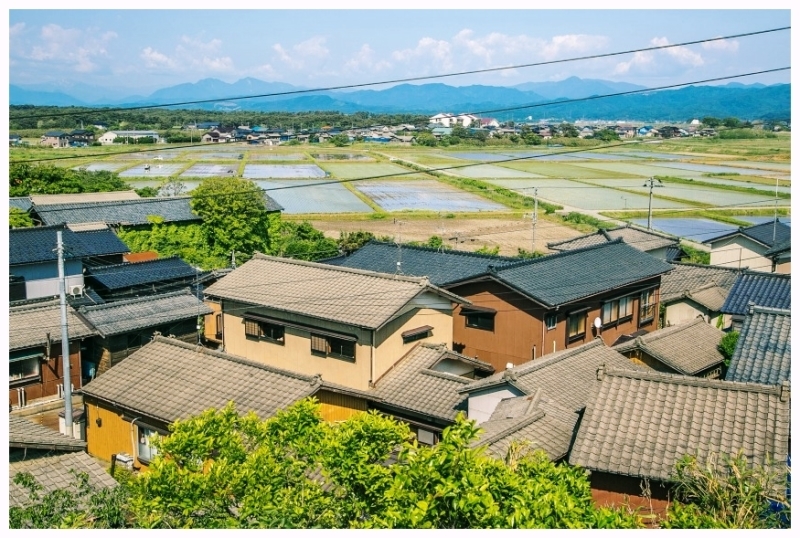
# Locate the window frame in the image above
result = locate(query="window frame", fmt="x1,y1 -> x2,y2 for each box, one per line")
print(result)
567,312 -> 586,342
465,312 -> 495,331
544,313 -> 557,331
136,424 -> 163,465
601,295 -> 634,327
310,333 -> 356,362
639,288 -> 657,325
402,325 -> 433,344
244,318 -> 285,345
9,352 -> 42,386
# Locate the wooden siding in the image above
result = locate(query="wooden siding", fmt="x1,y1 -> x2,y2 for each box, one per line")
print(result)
10,341 -> 82,407
316,390 -> 367,422
83,396 -> 146,469
589,472 -> 671,525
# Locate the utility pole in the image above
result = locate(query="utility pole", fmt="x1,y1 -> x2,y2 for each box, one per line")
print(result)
643,177 -> 663,231
56,231 -> 73,435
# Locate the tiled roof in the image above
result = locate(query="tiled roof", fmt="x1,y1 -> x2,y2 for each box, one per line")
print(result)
9,415 -> 86,451
569,368 -> 790,482
547,225 -> 677,253
461,339 -> 646,412
10,300 -> 97,351
764,239 -> 791,257
721,271 -> 791,315
475,392 -> 579,461
29,191 -> 141,206
79,290 -> 212,337
660,263 -> 742,307
487,241 -> 673,307
33,197 -> 201,226
10,224 -> 129,266
327,240 -> 517,286
85,257 -> 197,290
373,343 -> 494,422
613,318 -> 725,375
705,220 -> 791,248
205,254 -> 467,329
725,306 -> 791,385
9,197 -> 32,212
81,336 -> 322,424
9,452 -> 118,508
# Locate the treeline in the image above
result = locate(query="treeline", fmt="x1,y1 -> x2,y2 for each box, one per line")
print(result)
9,105 -> 430,132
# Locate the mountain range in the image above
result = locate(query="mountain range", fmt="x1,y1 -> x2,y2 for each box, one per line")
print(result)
9,77 -> 790,121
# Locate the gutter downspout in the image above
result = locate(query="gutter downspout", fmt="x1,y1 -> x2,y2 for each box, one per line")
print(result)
369,330 -> 375,388
130,417 -> 141,462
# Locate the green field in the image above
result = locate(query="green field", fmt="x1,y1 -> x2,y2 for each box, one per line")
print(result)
497,161 -> 642,179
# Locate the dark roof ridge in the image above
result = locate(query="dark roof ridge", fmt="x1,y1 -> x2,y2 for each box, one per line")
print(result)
362,239 -> 518,261
741,269 -> 791,280
496,237 -> 627,272
32,196 -> 192,209
476,409 -> 547,448
9,222 -> 67,233
145,335 -> 319,385
79,289 -> 195,313
668,261 -> 743,272
601,366 -> 787,396
86,255 -> 188,273
546,229 -> 604,248
631,317 -> 708,345
420,368 -> 474,385
10,298 -> 62,313
618,222 -> 680,240
747,305 -> 792,316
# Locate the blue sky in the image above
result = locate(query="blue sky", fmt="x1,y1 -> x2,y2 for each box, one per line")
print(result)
8,8 -> 791,94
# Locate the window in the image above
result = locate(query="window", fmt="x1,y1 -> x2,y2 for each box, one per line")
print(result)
567,312 -> 586,340
545,313 -> 557,330
640,289 -> 657,324
137,425 -> 161,464
466,312 -> 495,331
244,318 -> 285,344
402,325 -> 433,344
311,334 -> 356,361
9,352 -> 41,385
601,296 -> 634,325
417,429 -> 436,446
214,313 -> 223,340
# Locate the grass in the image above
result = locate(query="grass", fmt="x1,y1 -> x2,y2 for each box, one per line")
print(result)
499,161 -> 642,179
702,172 -> 791,188
633,134 -> 791,162
600,207 -> 790,227
654,175 -> 790,200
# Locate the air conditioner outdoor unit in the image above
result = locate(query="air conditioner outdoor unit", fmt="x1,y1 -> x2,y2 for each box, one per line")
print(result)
70,284 -> 85,297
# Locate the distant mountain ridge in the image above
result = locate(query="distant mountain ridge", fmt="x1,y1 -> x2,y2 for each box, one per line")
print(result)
8,76 -> 790,121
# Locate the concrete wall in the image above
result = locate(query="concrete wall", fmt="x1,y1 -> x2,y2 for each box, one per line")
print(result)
12,260 -> 84,301
466,385 -> 524,424
663,299 -> 727,328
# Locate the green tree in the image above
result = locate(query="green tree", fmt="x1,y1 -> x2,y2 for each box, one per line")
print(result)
329,133 -> 351,147
722,117 -> 742,129
190,176 -> 278,263
414,132 -> 437,147
718,331 -> 740,366
593,128 -> 620,142
274,221 -> 339,261
9,163 -> 132,197
337,230 -> 375,254
9,207 -> 34,228
116,221 -> 229,270
559,123 -> 580,138
475,245 -> 500,256
451,124 -> 469,139
702,117 -> 722,128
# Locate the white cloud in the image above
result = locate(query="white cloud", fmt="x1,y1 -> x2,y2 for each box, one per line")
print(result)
651,37 -> 704,66
138,34 -> 234,74
701,38 -> 739,52
272,36 -> 330,71
141,47 -> 176,69
21,24 -> 117,73
392,37 -> 453,71
9,22 -> 26,37
539,34 -> 609,61
613,51 -> 654,75
344,44 -> 391,73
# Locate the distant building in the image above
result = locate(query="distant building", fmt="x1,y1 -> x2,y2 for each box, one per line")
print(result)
98,130 -> 160,145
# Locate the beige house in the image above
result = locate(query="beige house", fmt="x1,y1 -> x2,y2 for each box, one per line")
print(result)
704,220 -> 790,273
204,255 -> 468,391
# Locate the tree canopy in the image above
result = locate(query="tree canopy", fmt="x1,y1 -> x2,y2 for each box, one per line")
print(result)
9,163 -> 133,197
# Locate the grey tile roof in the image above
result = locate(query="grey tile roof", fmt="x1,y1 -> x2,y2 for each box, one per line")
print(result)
721,271 -> 791,315
547,224 -> 678,254
475,392 -> 579,461
9,415 -> 86,451
660,263 -> 742,307
461,339 -> 647,413
10,300 -> 97,351
705,220 -> 791,248
372,343 -> 494,422
485,241 -> 673,308
9,197 -> 32,212
205,254 -> 468,330
569,368 -> 791,482
327,240 -> 517,286
29,191 -> 141,206
10,224 -> 129,266
613,318 -> 725,375
80,335 -> 322,424
9,451 -> 118,508
725,306 -> 791,385
764,239 -> 791,257
79,290 -> 212,337
33,197 -> 201,226
85,256 -> 197,291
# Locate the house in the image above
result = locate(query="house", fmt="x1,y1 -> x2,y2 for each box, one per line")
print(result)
429,113 -> 456,127
9,224 -> 129,302
204,254 -> 468,391
725,305 -> 790,386
763,239 -> 791,274
29,191 -> 141,207
704,220 -> 791,272
9,415 -> 117,509
84,257 -> 200,301
569,368 -> 790,516
430,127 -> 453,138
547,223 -> 685,261
69,129 -> 95,145
39,130 -> 70,148
32,197 -> 200,227
80,336 -> 373,468
10,133 -> 22,146
97,130 -> 160,145
455,114 -> 479,127
720,271 -> 790,330
10,299 -> 97,408
479,118 -> 500,129
659,262 -> 742,327
612,318 -> 726,378
201,129 -> 234,143
78,290 -> 212,376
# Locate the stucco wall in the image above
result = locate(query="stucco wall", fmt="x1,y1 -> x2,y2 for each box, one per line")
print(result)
710,236 -> 771,271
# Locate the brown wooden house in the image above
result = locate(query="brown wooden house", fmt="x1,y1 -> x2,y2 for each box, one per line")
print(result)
10,299 -> 96,408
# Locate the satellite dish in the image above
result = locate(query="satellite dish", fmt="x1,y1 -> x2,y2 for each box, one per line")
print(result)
593,317 -> 602,329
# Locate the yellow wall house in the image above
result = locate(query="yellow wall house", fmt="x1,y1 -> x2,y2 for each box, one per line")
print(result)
204,254 -> 469,391
80,335 -> 372,468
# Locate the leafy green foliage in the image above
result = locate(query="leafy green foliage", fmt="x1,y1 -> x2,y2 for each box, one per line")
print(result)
9,207 -> 34,228
271,220 -> 339,261
116,222 -> 229,270
408,235 -> 450,250
680,242 -> 710,264
337,230 -> 375,254
561,212 -> 614,229
9,163 -> 132,197
475,245 -> 500,256
718,331 -> 740,365
414,132 -> 438,147
662,451 -> 790,529
515,248 -> 544,259
329,133 -> 351,147
9,470 -> 130,529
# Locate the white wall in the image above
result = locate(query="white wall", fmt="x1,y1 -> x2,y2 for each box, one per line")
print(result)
467,385 -> 524,424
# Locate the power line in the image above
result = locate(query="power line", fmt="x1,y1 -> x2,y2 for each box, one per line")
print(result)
11,66 -> 792,165
10,26 -> 790,121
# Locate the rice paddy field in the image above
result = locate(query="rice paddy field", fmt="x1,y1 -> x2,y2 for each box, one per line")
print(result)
355,180 -> 506,212
242,164 -> 327,178
318,162 -> 427,179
